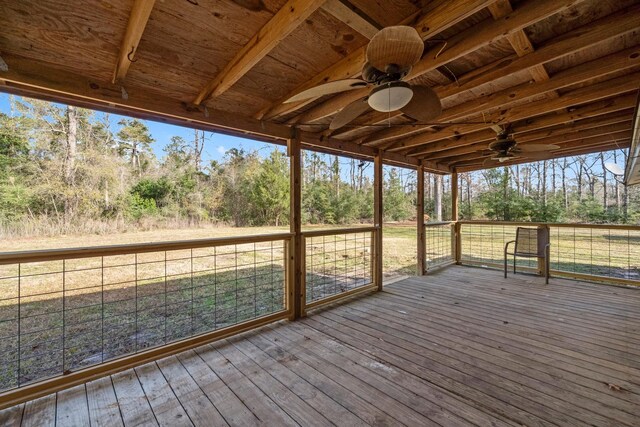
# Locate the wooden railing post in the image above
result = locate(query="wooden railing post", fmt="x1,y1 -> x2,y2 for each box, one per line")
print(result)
288,134 -> 304,319
417,165 -> 426,275
374,150 -> 383,290
451,171 -> 461,264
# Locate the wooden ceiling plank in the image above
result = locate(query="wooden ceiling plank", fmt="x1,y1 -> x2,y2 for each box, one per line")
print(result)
373,46 -> 640,150
260,0 -> 494,120
193,0 -> 327,105
112,0 -> 156,84
320,0 -> 381,39
392,77 -> 640,155
354,3 -> 640,145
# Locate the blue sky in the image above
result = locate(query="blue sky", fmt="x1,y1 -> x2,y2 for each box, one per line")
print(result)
0,93 -> 283,165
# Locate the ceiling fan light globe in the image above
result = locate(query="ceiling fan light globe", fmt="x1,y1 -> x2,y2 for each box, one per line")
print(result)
368,82 -> 413,112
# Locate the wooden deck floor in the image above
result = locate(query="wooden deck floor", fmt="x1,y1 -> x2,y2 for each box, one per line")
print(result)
2,266 -> 639,426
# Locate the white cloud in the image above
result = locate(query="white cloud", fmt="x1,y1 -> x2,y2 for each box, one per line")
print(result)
217,145 -> 226,155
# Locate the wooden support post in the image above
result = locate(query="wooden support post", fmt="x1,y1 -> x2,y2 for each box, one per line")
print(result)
374,150 -> 384,290
417,166 -> 426,275
288,135 -> 303,319
451,172 -> 462,264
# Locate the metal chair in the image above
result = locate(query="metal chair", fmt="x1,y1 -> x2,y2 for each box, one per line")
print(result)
504,227 -> 550,284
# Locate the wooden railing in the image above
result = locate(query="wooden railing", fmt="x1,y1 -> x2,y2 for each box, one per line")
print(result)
423,222 -> 456,272
0,226 -> 384,408
0,233 -> 293,408
301,227 -> 379,313
455,221 -> 640,286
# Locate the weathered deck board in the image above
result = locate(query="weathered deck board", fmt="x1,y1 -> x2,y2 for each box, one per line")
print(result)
6,266 -> 640,426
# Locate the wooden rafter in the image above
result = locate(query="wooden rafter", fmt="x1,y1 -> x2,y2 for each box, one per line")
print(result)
260,0 -> 494,120
193,0 -> 327,105
320,0 -> 381,38
397,92 -> 639,156
425,119 -> 633,161
369,47 -> 640,152
453,134 -> 632,172
112,0 -> 156,83
2,52 -> 432,169
303,4 -> 639,129
409,102 -> 637,158
303,0 -> 589,135
488,0 -> 557,97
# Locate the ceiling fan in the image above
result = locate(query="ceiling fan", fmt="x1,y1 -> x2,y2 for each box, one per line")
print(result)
284,26 -> 442,130
482,127 -> 560,167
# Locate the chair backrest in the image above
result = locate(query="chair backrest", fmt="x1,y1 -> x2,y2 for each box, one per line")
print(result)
515,227 -> 543,256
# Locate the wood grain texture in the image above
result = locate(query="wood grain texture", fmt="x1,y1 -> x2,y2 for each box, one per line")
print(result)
6,266 -> 640,426
194,0 -> 327,104
112,0 -> 156,83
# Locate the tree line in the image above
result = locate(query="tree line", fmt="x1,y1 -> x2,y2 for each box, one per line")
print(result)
0,96 -> 638,238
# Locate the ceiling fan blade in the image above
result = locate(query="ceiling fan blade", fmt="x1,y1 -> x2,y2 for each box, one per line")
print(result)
400,86 -> 442,122
330,97 -> 371,130
285,79 -> 368,103
483,158 -> 501,167
366,26 -> 424,73
517,144 -> 560,152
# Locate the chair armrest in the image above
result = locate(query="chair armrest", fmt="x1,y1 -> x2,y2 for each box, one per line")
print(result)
504,240 -> 515,255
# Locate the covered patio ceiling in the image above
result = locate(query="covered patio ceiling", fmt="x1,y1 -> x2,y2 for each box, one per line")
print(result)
0,0 -> 639,172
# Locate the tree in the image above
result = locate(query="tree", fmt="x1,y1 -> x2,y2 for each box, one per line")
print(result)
116,119 -> 155,172
250,150 -> 289,226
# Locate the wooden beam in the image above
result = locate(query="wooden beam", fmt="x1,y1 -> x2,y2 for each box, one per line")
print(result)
303,4 -> 640,127
488,0 -> 556,97
448,131 -> 632,166
193,0 -> 326,105
374,150 -> 383,290
1,54 -> 438,170
381,60 -> 640,155
420,113 -> 634,160
298,131 -> 451,173
417,166 -> 425,276
319,0 -> 590,137
260,0 -> 494,120
354,4 -> 640,145
455,140 -> 632,172
2,53 -> 291,140
402,93 -> 638,156
112,0 -> 156,83
320,0 -> 380,38
369,45 -> 640,148
288,135 -> 303,319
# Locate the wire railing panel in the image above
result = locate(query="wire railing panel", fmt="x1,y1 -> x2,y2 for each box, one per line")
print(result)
458,221 -> 640,285
550,225 -> 640,282
424,222 -> 454,271
0,234 -> 290,393
461,223 -> 537,270
303,228 -> 375,306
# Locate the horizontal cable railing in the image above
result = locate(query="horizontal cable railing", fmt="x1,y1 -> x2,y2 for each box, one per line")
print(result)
458,221 -> 640,286
425,222 -> 455,272
0,233 -> 292,394
302,227 -> 377,310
